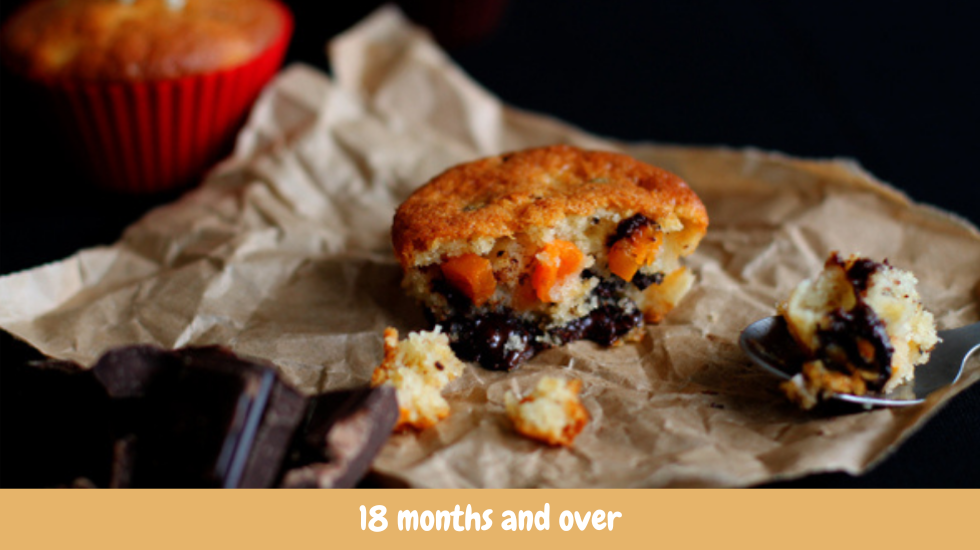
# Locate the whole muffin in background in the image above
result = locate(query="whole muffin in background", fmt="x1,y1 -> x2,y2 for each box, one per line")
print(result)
2,0 -> 284,80
1,0 -> 293,193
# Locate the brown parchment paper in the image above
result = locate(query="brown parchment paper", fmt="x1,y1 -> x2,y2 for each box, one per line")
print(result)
2,7 -> 979,487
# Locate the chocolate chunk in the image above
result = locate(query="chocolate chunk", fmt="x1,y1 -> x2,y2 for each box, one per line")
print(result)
11,346 -> 398,488
631,271 -> 664,291
91,345 -> 175,398
4,359 -> 115,488
827,252 -> 885,295
437,269 -> 648,370
554,273 -> 644,345
551,304 -> 643,346
844,258 -> 881,294
586,270 -> 627,300
92,346 -> 307,488
431,276 -> 474,313
280,386 -> 398,488
607,213 -> 658,247
816,303 -> 894,390
441,312 -> 541,371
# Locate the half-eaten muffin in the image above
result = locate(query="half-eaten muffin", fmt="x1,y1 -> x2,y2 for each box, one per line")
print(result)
392,145 -> 709,370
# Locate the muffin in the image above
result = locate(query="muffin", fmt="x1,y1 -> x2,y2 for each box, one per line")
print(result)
504,376 -> 588,447
778,252 -> 939,408
370,327 -> 466,431
1,0 -> 293,192
392,145 -> 709,370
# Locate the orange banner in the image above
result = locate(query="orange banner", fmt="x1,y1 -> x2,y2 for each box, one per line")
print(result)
1,489 -> 977,550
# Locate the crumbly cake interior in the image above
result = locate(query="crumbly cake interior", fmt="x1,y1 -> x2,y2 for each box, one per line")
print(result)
778,252 -> 939,408
504,376 -> 589,447
370,327 -> 465,430
403,209 -> 700,370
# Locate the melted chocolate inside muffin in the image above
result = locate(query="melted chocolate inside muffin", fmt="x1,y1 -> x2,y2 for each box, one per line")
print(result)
607,213 -> 659,247
440,313 -> 542,371
433,272 -> 645,371
816,303 -> 894,390
809,256 -> 895,390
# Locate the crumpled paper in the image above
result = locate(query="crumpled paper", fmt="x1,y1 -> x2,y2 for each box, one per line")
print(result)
1,7 -> 978,488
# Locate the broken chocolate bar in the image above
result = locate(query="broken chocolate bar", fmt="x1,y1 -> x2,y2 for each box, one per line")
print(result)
280,386 -> 399,488
8,345 -> 397,488
92,345 -> 307,488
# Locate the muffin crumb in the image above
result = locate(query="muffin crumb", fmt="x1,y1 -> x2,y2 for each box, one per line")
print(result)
778,252 -> 939,408
371,327 -> 465,430
505,376 -> 589,446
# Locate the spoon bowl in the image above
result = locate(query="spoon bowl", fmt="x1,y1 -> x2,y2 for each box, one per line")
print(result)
739,317 -> 980,407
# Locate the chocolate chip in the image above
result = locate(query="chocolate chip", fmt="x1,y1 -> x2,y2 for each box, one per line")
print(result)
431,277 -> 473,313
440,313 -> 541,371
845,258 -> 881,294
632,271 -> 664,290
816,303 -> 894,390
607,213 -> 658,247
551,304 -> 642,346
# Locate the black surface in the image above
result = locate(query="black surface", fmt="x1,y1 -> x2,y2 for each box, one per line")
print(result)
2,0 -> 979,487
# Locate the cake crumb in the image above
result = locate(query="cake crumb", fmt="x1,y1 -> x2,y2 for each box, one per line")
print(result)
778,252 -> 939,408
781,360 -> 868,410
504,376 -> 589,446
371,327 -> 465,430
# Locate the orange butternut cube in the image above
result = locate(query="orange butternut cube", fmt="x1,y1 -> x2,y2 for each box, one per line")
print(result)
441,254 -> 496,307
531,240 -> 585,303
607,225 -> 662,282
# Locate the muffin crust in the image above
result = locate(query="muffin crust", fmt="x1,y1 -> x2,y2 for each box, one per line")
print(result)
393,145 -> 708,268
2,0 -> 287,80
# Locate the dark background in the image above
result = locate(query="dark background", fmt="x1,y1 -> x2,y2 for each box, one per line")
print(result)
1,0 -> 978,486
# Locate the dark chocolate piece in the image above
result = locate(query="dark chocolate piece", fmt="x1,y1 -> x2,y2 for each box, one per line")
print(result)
10,346 -> 397,488
827,252 -> 883,295
92,345 -> 175,398
552,277 -> 643,345
440,312 -> 542,371
607,213 -> 659,247
431,276 -> 474,313
816,303 -> 894,390
435,270 -> 649,371
238,377 -> 308,488
590,272 -> 626,299
551,303 -> 643,346
811,254 -> 895,390
4,359 -> 115,488
90,346 -> 307,488
631,271 -> 664,291
280,386 -> 398,488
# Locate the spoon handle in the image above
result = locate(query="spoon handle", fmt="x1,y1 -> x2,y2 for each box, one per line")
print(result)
934,322 -> 980,385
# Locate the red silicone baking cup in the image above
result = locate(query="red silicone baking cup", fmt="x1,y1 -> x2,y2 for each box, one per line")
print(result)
33,2 -> 293,194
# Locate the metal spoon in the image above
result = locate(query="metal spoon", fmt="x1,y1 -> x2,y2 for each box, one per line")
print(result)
739,317 -> 980,407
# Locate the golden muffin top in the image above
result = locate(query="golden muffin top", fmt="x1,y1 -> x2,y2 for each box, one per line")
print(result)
2,0 -> 287,81
392,145 -> 709,267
